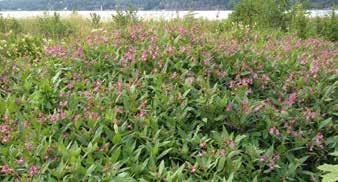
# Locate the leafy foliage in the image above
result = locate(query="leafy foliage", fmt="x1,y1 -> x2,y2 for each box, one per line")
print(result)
112,8 -> 139,27
37,12 -> 73,39
318,152 -> 338,182
0,13 -> 337,181
230,0 -> 289,29
89,13 -> 102,28
0,15 -> 22,34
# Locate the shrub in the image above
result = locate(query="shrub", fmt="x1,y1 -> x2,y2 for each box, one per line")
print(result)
37,12 -> 73,39
0,34 -> 43,59
288,3 -> 309,39
230,0 -> 289,29
0,15 -> 22,34
323,9 -> 338,41
112,7 -> 138,27
89,13 -> 102,28
0,14 -> 337,181
312,8 -> 338,41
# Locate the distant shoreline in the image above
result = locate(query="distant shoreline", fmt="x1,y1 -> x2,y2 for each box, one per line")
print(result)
0,8 -> 335,11
0,10 -> 336,20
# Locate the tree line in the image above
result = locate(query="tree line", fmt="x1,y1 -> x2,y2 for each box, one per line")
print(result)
0,0 -> 336,10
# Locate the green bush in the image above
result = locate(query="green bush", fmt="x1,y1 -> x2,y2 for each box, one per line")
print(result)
0,34 -> 43,59
112,7 -> 138,27
0,15 -> 22,34
89,13 -> 102,28
323,9 -> 337,41
288,3 -> 309,39
230,0 -> 289,29
0,13 -> 337,181
37,12 -> 73,39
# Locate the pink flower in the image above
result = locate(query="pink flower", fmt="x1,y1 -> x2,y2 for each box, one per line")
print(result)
269,127 -> 280,137
26,143 -> 33,151
272,153 -> 280,161
260,155 -> 268,162
262,74 -> 270,82
59,101 -> 68,109
29,165 -> 38,176
226,140 -> 236,148
116,81 -> 123,94
0,165 -> 12,174
286,93 -> 297,106
310,65 -> 319,75
185,77 -> 195,85
48,113 -> 60,123
269,161 -> 276,170
116,107 -> 124,114
299,54 -> 308,65
150,35 -> 157,43
66,82 -> 74,90
315,132 -> 324,148
284,45 -> 291,53
226,103 -> 233,111
240,100 -> 251,113
48,112 -> 66,123
1,135 -> 9,144
141,51 -> 148,61
254,104 -> 265,112
191,165 -> 197,173
93,80 -> 102,92
304,109 -> 316,120
199,142 -> 207,149
171,72 -> 177,79
124,49 -> 135,62
38,112 -> 46,123
86,111 -> 100,121
178,27 -> 188,35
239,78 -> 253,86
137,109 -> 146,117
75,47 -> 84,58
45,45 -> 67,57
0,124 -> 10,134
150,48 -> 159,59
219,149 -> 226,156
203,59 -> 209,65
16,157 -> 25,165
166,46 -> 175,55
198,152 -> 205,157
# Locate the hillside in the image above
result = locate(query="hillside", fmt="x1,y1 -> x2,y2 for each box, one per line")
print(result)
0,0 -> 336,10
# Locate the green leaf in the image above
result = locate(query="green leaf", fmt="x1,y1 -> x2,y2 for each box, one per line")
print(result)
217,157 -> 226,172
319,118 -> 332,129
322,172 -> 338,182
330,151 -> 338,157
227,172 -> 234,182
159,160 -> 165,175
318,164 -> 338,172
111,147 -> 121,163
112,133 -> 122,144
86,164 -> 96,175
156,148 -> 173,161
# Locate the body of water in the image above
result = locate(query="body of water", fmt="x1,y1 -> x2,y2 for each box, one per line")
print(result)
0,10 -> 336,20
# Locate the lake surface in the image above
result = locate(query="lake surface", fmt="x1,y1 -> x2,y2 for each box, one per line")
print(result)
0,10 -> 336,20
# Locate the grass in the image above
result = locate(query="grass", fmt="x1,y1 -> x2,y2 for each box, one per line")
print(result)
0,13 -> 337,181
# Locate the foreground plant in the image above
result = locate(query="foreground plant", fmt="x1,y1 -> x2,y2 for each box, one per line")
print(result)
0,18 -> 337,181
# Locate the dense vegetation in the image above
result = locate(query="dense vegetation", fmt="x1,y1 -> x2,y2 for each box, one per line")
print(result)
0,1 -> 337,181
0,0 -> 336,10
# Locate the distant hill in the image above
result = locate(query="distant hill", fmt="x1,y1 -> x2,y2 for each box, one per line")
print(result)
0,0 -> 336,10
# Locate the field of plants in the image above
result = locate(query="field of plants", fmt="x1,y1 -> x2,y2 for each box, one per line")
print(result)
0,7 -> 337,181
